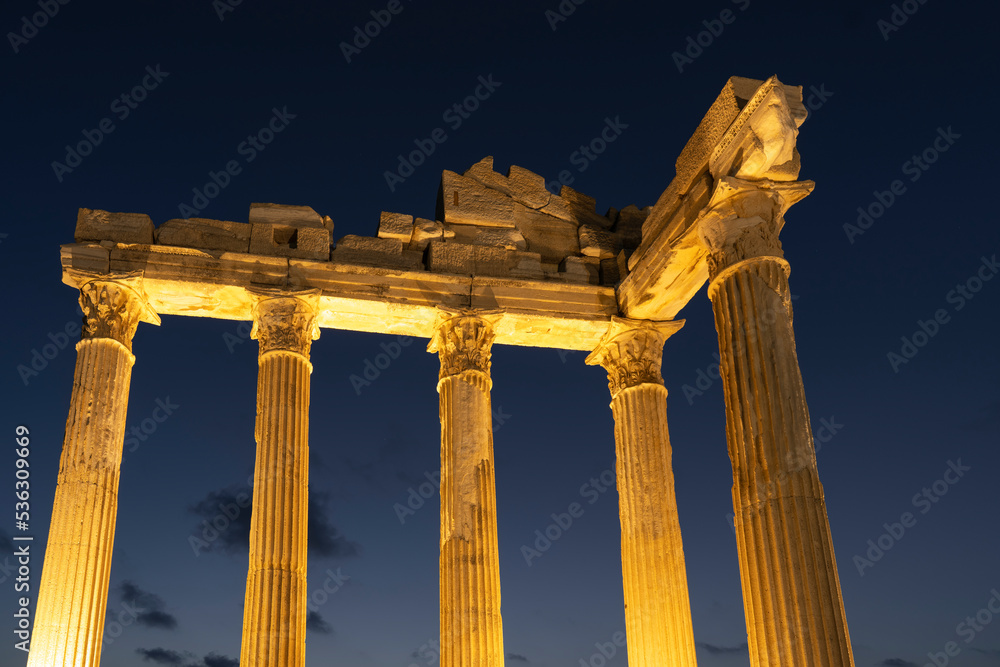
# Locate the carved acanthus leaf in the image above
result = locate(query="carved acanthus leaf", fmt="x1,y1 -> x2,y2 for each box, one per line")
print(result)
250,289 -> 321,357
586,317 -> 684,397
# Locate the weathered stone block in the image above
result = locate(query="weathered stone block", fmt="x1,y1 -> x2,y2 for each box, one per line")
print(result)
60,244 -> 110,273
156,217 -> 251,253
579,224 -> 619,259
613,205 -> 648,249
509,252 -> 544,280
600,251 -> 630,286
440,170 -> 515,227
75,208 -> 154,244
443,223 -> 526,250
561,186 -> 613,229
330,235 -> 423,270
559,256 -> 599,284
378,211 -> 414,241
250,223 -> 330,260
426,241 -> 538,278
248,202 -> 325,228
410,218 -> 448,250
465,157 -> 552,210
512,204 -> 580,264
506,165 -> 551,209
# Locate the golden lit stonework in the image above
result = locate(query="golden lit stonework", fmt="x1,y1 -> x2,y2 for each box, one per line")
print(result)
36,75 -> 855,667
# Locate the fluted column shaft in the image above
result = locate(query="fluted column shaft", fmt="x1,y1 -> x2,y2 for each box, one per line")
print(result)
587,317 -> 698,667
429,311 -> 504,667
240,291 -> 320,667
701,176 -> 854,667
28,272 -> 158,667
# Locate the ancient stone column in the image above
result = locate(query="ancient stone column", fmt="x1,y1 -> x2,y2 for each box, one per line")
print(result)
699,176 -> 854,667
28,271 -> 159,667
586,317 -> 698,667
428,310 -> 505,667
240,290 -> 320,667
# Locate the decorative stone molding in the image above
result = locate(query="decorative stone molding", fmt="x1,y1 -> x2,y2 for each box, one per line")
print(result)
249,289 -> 321,357
65,269 -> 160,352
428,309 -> 502,379
696,176 -> 814,284
586,317 -> 684,398
709,75 -> 808,182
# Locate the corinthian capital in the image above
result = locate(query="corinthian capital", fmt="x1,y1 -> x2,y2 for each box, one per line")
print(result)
65,270 -> 160,351
428,309 -> 501,379
250,288 -> 321,357
697,176 -> 814,281
585,317 -> 684,398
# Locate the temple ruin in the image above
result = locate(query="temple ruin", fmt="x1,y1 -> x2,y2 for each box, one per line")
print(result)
30,74 -> 856,667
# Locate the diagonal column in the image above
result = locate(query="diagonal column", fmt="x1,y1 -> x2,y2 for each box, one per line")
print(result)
699,176 -> 854,667
28,271 -> 159,667
240,289 -> 320,667
428,310 -> 505,667
586,317 -> 699,667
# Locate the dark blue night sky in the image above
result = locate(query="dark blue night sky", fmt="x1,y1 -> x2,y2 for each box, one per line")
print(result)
2,1 -> 998,666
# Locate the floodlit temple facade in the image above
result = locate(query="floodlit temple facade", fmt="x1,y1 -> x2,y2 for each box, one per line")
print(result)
30,75 -> 855,666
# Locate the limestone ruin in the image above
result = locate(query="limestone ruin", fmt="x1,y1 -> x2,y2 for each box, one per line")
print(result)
30,75 -> 855,667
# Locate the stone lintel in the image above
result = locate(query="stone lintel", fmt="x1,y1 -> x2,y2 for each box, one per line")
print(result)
60,243 -> 615,350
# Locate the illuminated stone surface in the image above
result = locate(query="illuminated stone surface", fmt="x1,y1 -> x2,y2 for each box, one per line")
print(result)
587,317 -> 697,667
28,271 -> 158,667
240,291 -> 320,667
699,178 -> 854,667
38,74 -> 857,667
429,311 -> 505,667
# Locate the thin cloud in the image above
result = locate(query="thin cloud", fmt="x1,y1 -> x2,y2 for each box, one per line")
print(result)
189,486 -> 359,558
119,581 -> 178,630
136,648 -> 184,664
506,652 -> 529,662
307,610 -> 333,634
696,641 -> 749,655
201,654 -> 239,667
880,659 -> 919,667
